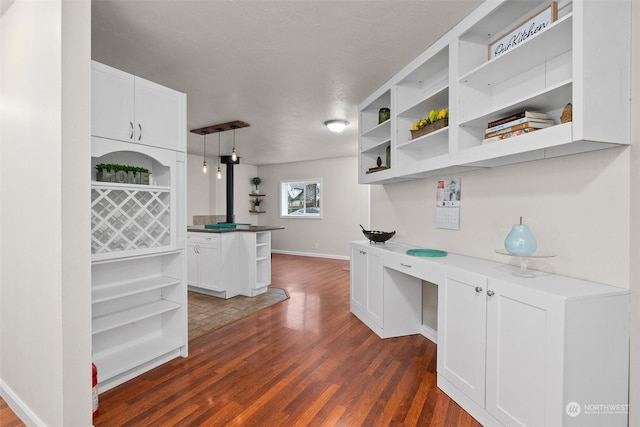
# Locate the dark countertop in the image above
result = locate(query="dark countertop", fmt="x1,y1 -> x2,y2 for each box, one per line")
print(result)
187,224 -> 285,233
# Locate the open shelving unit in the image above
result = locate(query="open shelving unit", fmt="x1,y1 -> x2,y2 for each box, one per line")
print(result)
357,0 -> 630,184
91,60 -> 187,393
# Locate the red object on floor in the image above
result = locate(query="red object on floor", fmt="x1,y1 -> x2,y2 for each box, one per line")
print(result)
92,363 -> 99,418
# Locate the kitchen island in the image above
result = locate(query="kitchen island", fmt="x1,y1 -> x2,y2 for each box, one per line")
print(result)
187,225 -> 283,298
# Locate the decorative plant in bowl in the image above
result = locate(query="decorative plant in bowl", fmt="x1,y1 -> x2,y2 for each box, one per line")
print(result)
411,108 -> 448,139
252,198 -> 263,212
95,163 -> 151,185
251,176 -> 262,194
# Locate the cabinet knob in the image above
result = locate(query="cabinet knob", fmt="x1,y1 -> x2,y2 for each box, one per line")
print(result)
475,286 -> 483,293
487,290 -> 495,297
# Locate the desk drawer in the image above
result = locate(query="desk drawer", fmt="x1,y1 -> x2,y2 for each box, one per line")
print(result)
383,250 -> 444,283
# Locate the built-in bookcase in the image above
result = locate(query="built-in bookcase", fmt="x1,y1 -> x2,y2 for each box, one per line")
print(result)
358,0 -> 630,184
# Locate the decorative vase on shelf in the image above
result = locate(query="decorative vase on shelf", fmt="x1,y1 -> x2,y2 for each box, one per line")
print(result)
504,216 -> 537,256
378,108 -> 390,124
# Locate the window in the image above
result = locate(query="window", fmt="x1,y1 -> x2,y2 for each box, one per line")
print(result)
280,179 -> 322,218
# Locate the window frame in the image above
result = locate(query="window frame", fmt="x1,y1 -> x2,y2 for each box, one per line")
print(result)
279,178 -> 322,219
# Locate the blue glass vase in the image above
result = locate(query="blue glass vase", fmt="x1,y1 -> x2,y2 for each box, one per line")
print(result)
504,217 -> 537,256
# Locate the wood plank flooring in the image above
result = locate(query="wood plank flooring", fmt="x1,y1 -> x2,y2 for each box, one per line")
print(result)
2,254 -> 481,427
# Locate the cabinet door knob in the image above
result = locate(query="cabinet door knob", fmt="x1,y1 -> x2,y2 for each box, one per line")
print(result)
129,122 -> 134,139
487,290 -> 495,296
138,123 -> 142,141
475,286 -> 483,293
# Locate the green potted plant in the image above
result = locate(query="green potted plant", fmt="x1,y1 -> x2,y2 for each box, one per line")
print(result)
95,163 -> 150,185
251,176 -> 262,194
252,197 -> 263,212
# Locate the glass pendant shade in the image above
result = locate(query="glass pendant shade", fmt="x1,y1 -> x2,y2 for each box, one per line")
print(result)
216,130 -> 222,179
202,160 -> 207,174
504,217 -> 537,256
202,132 -> 208,174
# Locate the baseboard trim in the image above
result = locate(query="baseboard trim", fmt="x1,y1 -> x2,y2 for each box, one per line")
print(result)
271,249 -> 349,261
0,378 -> 46,426
420,325 -> 438,344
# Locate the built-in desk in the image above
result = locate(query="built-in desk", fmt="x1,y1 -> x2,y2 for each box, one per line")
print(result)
350,240 -> 630,427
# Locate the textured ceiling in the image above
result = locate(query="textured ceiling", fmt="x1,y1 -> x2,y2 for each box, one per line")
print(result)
92,0 -> 482,165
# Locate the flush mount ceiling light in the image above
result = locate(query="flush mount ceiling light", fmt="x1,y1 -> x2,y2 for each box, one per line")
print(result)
325,119 -> 349,133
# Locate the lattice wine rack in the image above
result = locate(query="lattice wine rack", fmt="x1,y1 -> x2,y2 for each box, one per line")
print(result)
91,183 -> 171,257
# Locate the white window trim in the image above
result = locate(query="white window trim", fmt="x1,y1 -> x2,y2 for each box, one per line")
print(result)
280,178 -> 322,219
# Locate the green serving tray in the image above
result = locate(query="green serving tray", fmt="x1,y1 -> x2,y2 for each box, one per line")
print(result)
406,248 -> 448,257
204,223 -> 237,229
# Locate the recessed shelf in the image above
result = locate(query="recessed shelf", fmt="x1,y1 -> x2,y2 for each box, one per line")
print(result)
92,299 -> 181,335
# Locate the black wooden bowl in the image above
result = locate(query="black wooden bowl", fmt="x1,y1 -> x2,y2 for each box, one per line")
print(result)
361,229 -> 396,243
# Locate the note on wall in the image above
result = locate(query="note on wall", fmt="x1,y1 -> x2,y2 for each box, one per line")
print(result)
436,179 -> 461,230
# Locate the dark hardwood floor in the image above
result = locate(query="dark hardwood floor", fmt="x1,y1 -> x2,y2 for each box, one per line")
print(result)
1,254 -> 480,427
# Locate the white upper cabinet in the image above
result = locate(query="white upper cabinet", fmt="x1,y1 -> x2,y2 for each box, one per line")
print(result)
358,0 -> 630,184
91,61 -> 186,152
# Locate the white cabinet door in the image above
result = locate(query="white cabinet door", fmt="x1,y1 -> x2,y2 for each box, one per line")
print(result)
350,243 -> 383,330
91,62 -> 135,142
485,279 -> 564,427
186,243 -> 198,287
197,243 -> 221,291
365,249 -> 383,328
92,61 -> 185,151
350,245 -> 367,314
437,267 -> 488,407
134,77 -> 184,151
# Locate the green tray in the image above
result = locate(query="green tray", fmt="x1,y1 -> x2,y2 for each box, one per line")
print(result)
204,223 -> 237,229
406,248 -> 447,257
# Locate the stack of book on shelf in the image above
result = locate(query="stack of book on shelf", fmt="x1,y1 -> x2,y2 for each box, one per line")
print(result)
483,111 -> 555,144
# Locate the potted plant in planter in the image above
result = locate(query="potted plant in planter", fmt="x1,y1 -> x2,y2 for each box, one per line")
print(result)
411,108 -> 448,139
252,198 -> 263,212
95,163 -> 150,185
251,176 -> 262,194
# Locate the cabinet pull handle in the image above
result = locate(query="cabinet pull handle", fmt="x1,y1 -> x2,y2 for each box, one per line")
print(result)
129,122 -> 134,139
360,250 -> 366,255
400,263 -> 412,268
138,123 -> 142,141
487,290 -> 495,296
475,286 -> 483,293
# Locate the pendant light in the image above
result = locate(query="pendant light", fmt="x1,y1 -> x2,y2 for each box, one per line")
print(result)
216,128 -> 223,180
231,125 -> 238,162
201,131 -> 208,174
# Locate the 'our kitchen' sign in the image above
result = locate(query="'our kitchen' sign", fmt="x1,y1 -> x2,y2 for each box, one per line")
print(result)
488,2 -> 558,60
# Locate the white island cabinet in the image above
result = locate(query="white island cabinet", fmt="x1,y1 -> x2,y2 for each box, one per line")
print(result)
187,228 -> 276,298
91,61 -> 187,392
350,241 -> 630,427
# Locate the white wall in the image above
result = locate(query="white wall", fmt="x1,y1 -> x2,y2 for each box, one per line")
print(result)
186,153 -> 258,225
372,147 -> 630,286
0,0 -> 91,425
258,157 -> 369,258
629,2 -> 639,424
